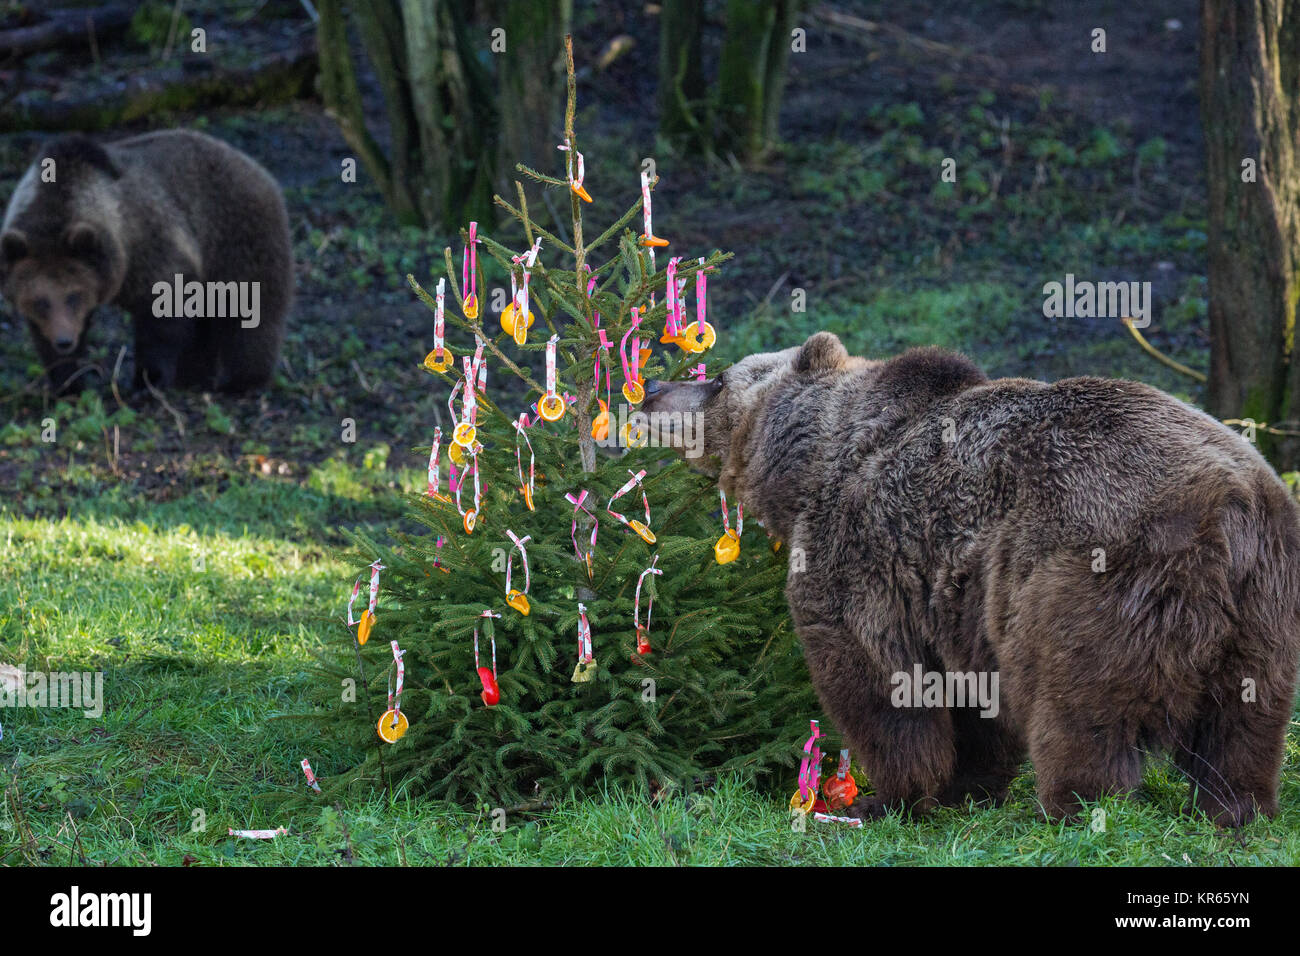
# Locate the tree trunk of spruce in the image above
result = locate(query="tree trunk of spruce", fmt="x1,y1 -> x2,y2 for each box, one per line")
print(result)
716,0 -> 798,161
657,0 -> 707,152
1201,0 -> 1300,467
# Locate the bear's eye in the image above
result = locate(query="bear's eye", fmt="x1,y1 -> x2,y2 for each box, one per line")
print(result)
31,297 -> 50,318
712,373 -> 726,392
66,292 -> 82,310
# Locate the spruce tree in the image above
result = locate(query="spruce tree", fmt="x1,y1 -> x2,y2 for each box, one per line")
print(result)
307,38 -> 820,807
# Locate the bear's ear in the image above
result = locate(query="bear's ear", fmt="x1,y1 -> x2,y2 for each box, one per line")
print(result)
1,229 -> 28,264
794,331 -> 848,374
63,222 -> 99,258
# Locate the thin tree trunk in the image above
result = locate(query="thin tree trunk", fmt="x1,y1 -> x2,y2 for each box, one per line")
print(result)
657,0 -> 707,151
1201,0 -> 1300,467
717,0 -> 778,160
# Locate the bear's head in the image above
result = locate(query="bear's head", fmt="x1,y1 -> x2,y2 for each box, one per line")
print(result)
642,330 -> 862,478
0,224 -> 108,356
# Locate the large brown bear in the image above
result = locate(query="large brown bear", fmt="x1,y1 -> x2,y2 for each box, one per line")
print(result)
0,129 -> 291,393
643,332 -> 1300,827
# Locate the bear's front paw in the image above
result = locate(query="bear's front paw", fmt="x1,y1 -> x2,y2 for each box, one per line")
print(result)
840,794 -> 891,822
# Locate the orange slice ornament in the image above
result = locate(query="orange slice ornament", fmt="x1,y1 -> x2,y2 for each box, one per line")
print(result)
377,709 -> 408,743
424,347 -> 454,373
714,529 -> 740,564
591,399 -> 610,441
357,607 -> 375,645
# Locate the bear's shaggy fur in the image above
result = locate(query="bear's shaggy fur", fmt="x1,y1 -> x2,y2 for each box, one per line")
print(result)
644,332 -> 1300,826
0,130 -> 291,392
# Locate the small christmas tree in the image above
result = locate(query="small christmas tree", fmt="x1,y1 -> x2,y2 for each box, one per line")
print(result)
308,38 -> 819,806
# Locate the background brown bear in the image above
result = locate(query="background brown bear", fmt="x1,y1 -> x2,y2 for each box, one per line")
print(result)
0,129 -> 291,393
644,331 -> 1300,827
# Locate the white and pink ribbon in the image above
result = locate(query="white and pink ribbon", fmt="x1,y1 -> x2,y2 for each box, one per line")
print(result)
461,222 -> 478,309
475,609 -> 500,678
229,827 -> 289,839
505,530 -> 531,596
300,758 -> 321,793
576,603 -> 593,665
455,450 -> 480,519
565,489 -> 599,563
607,469 -> 651,532
664,257 -> 683,337
511,238 -> 543,325
634,555 -> 663,634
719,488 -> 743,539
346,560 -> 383,626
386,640 -> 405,722
620,308 -> 644,392
798,719 -> 823,804
544,334 -> 560,405
433,277 -> 447,360
559,141 -> 585,194
427,427 -> 443,497
514,413 -> 534,497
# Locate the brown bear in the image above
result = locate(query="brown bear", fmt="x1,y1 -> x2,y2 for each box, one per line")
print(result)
0,129 -> 292,393
643,331 -> 1300,827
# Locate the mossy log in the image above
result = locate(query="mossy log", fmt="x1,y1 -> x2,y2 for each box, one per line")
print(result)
0,34 -> 318,133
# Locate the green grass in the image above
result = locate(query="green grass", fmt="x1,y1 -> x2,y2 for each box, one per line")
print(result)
1,490 -> 1297,866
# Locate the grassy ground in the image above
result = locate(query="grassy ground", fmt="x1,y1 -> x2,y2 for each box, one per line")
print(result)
2,0 -> 1298,866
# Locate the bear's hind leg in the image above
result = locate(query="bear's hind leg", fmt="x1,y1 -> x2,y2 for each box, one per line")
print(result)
1027,700 -> 1144,821
1173,665 -> 1291,828
798,622 -> 957,818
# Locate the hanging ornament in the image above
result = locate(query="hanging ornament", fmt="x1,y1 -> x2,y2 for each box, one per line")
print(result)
565,489 -> 598,580
571,602 -> 596,682
559,139 -> 592,203
377,640 -> 409,743
689,362 -> 708,381
591,280 -> 614,441
502,238 -> 542,345
300,758 -> 322,793
504,529 -> 532,615
714,488 -> 743,564
823,749 -> 859,810
514,413 -> 536,511
660,257 -> 691,348
681,258 -> 716,353
423,277 -> 455,373
461,222 -> 480,319
451,341 -> 486,448
608,468 -> 656,545
474,610 -> 502,706
634,555 -> 663,655
347,560 -> 384,646
789,719 -> 824,814
538,334 -> 567,422
620,307 -> 646,405
638,166 -> 669,249
456,447 -> 481,533
427,426 -> 452,503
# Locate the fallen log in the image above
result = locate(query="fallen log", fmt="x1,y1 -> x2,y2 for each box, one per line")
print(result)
0,33 -> 318,132
0,6 -> 133,59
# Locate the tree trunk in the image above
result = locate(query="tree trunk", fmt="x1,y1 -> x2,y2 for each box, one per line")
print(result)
316,0 -> 498,229
657,0 -> 707,152
717,0 -> 800,161
1201,0 -> 1300,467
495,0 -> 571,197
